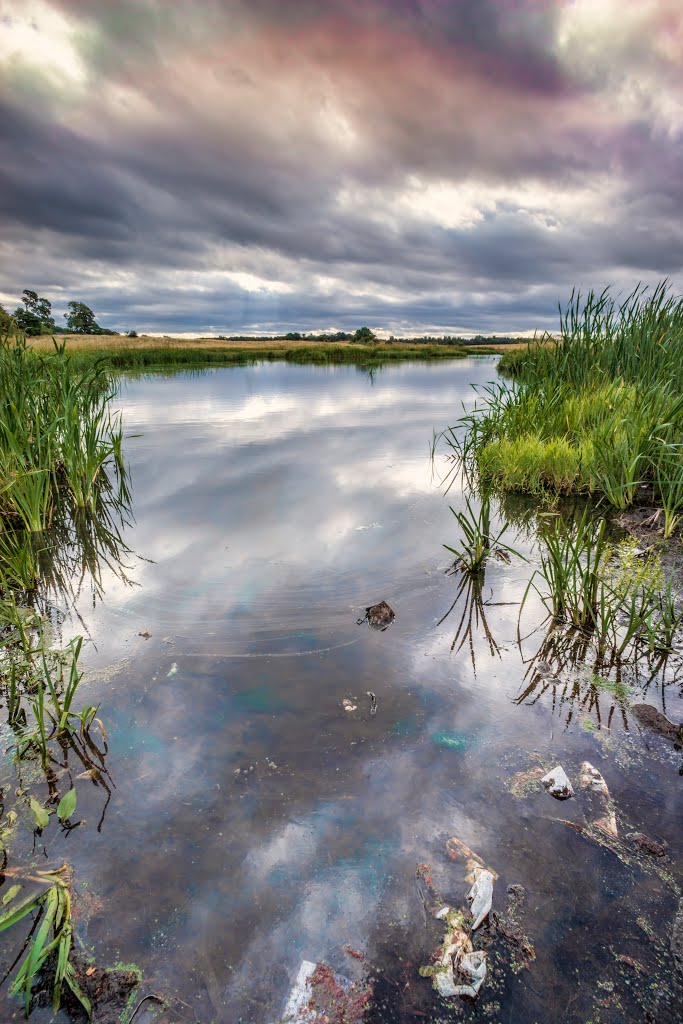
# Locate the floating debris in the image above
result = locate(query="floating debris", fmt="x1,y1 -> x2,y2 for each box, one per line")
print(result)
138,630 -> 151,640
366,691 -> 378,715
446,836 -> 482,869
357,601 -> 395,631
280,960 -> 370,1023
626,831 -> 667,857
446,837 -> 498,884
541,766 -> 574,800
468,868 -> 494,930
166,663 -> 178,678
535,660 -> 560,682
445,836 -> 497,929
579,761 -> 618,837
342,699 -> 357,712
420,905 -> 488,999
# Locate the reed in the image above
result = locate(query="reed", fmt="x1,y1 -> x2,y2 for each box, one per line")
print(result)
444,493 -> 521,574
0,334 -> 123,532
522,515 -> 682,661
449,284 -> 683,516
523,509 -> 609,628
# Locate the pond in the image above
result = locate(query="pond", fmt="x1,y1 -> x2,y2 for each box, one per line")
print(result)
2,358 -> 682,1023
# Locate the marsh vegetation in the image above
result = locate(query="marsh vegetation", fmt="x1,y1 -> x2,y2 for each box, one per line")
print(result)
439,281 -> 683,703
0,328 -> 130,1017
461,283 -> 683,510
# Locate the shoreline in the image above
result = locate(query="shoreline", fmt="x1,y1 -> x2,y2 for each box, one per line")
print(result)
25,333 -> 507,370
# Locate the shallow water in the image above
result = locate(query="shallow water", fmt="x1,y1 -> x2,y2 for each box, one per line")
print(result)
2,359 -> 682,1023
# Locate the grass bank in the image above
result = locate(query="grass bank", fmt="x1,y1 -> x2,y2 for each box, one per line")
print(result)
27,334 -> 488,371
452,283 -> 683,528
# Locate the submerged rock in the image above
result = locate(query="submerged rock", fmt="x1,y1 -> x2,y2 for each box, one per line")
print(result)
579,761 -> 618,838
62,952 -> 139,1024
357,601 -> 395,631
631,704 -> 682,741
280,960 -> 369,1023
541,766 -> 574,800
490,885 -> 536,973
626,831 -> 667,857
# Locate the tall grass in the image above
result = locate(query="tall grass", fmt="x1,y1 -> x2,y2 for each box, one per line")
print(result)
0,332 -> 125,587
454,284 -> 683,514
0,326 -> 125,1015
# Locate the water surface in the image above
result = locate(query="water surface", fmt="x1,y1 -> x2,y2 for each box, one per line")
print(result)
2,359 -> 681,1023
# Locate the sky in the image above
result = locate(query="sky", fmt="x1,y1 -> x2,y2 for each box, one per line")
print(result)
1,0 -> 683,337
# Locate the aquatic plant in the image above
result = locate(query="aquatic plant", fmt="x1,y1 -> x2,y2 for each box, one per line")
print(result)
521,515 -> 682,666
444,493 -> 521,574
0,865 -> 91,1018
522,509 -> 609,629
27,337 -> 471,374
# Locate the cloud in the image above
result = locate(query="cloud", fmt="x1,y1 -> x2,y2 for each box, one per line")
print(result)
1,0 -> 683,332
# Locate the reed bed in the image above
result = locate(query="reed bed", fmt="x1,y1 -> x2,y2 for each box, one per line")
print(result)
454,284 -> 683,514
0,334 -> 124,563
0,328 -> 125,1016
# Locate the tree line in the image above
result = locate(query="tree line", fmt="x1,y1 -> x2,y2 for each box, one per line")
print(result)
0,290 -> 119,336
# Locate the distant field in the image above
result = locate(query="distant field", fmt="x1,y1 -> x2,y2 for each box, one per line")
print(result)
27,333 -> 518,359
21,333 -> 525,371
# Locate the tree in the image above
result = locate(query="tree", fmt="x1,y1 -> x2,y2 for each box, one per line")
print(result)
13,289 -> 56,335
352,326 -> 377,344
0,303 -> 12,336
64,301 -> 100,334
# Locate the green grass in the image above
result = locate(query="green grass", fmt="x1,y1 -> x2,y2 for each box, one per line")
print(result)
0,328 -> 125,1016
55,341 -> 470,373
450,284 -> 683,516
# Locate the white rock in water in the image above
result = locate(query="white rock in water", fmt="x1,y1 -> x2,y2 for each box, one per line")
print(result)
467,868 -> 494,930
541,765 -> 574,799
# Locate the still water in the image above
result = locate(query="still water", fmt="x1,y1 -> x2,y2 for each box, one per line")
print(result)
2,359 -> 681,1022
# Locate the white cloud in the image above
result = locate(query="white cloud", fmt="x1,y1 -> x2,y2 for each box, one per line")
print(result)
0,0 -> 87,87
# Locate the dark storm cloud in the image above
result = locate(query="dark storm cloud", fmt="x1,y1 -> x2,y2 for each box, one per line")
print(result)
1,1 -> 683,332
